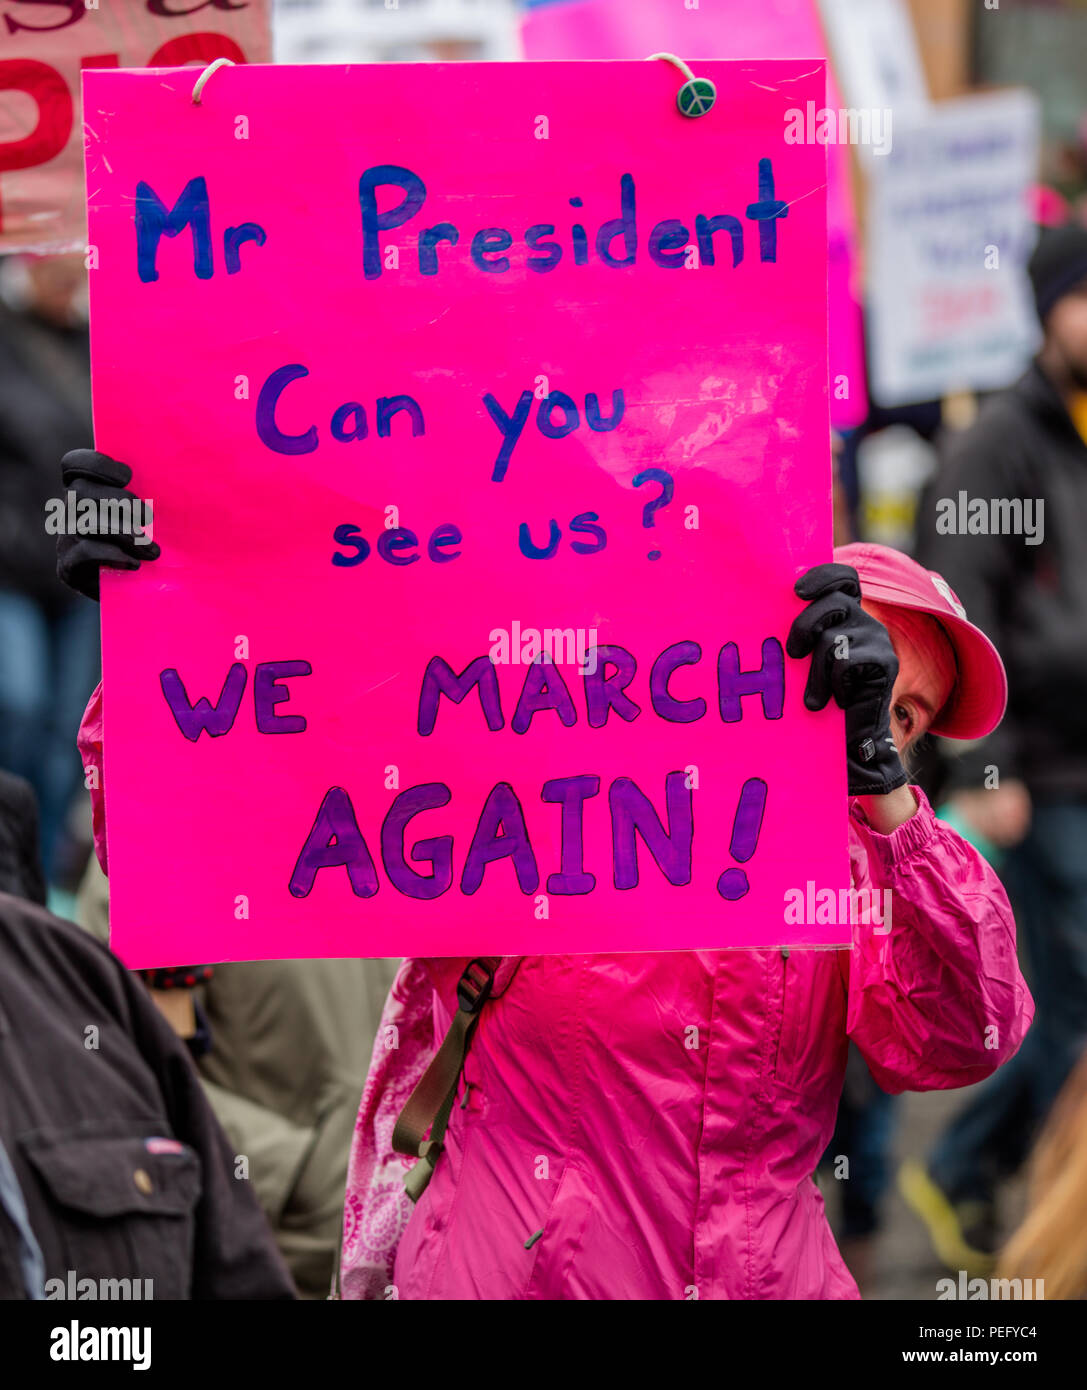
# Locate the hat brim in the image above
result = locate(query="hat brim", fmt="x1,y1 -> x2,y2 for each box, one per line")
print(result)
857,579 -> 1008,741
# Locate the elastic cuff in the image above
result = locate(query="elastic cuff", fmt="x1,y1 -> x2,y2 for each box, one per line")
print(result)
849,785 -> 937,873
848,768 -> 908,797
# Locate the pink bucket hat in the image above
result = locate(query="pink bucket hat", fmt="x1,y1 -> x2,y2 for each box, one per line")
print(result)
833,542 -> 1008,741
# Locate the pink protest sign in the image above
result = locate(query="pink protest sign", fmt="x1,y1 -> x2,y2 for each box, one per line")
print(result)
521,0 -> 869,430
84,60 -> 849,968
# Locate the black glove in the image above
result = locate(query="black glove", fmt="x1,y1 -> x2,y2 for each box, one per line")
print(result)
787,563 -> 908,797
56,449 -> 160,601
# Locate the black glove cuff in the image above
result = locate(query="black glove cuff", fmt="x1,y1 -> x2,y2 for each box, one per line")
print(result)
849,769 -> 910,797
847,734 -> 908,797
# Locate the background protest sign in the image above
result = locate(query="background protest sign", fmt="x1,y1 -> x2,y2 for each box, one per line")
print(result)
0,0 -> 270,253
867,88 -> 1041,408
85,59 -> 849,968
817,0 -> 928,131
520,0 -> 869,430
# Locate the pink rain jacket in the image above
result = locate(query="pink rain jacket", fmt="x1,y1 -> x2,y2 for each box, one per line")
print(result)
341,789 -> 1032,1301
78,687 -> 1032,1299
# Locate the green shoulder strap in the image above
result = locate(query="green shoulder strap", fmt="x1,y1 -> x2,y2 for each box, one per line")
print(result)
392,956 -> 515,1202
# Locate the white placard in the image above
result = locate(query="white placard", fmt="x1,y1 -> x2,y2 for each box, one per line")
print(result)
819,0 -> 928,119
867,90 -> 1041,408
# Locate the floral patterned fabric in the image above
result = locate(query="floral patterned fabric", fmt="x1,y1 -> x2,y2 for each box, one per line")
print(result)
341,958 -> 436,1300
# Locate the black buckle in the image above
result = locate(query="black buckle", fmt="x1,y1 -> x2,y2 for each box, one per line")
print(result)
456,958 -> 495,1015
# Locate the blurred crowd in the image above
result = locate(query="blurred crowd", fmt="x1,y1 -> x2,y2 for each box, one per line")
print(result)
822,214 -> 1087,1298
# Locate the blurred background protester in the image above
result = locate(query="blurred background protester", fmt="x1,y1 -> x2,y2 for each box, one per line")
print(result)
998,1047 -> 1087,1299
0,768 -> 46,907
903,222 -> 1087,1271
0,888 -> 296,1302
0,253 -> 99,898
78,855 -> 398,1300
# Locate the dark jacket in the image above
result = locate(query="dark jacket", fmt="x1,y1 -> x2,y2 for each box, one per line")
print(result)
0,300 -> 91,612
0,770 -> 45,906
0,892 -> 295,1300
77,853 -> 398,1299
916,362 -> 1087,800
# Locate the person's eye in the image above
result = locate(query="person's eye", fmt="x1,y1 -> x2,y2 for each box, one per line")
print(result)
893,704 -> 912,729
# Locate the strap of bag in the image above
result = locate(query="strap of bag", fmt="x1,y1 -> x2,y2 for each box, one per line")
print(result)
391,956 -> 513,1202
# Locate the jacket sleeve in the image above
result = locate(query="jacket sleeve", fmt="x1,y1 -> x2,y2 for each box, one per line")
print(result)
341,957 -> 437,1301
199,1079 -> 315,1232
77,680 -> 107,872
115,945 -> 297,1299
76,849 -> 111,945
840,787 -> 1034,1093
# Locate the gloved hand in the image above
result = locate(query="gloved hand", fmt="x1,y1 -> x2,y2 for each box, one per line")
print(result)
786,563 -> 908,797
56,449 -> 160,601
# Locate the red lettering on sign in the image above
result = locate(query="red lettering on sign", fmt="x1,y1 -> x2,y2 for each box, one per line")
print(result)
0,58 -> 72,228
3,1 -> 84,36
0,32 -> 250,235
148,32 -> 246,67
